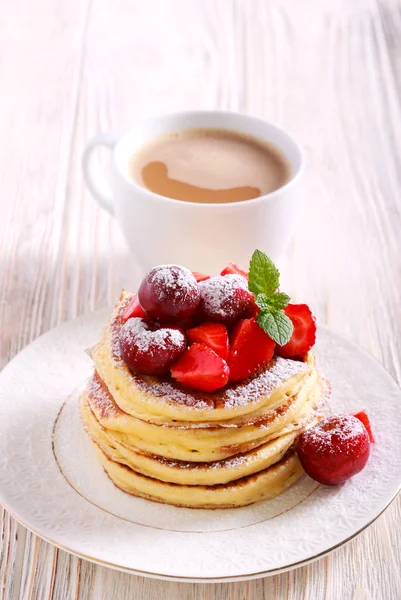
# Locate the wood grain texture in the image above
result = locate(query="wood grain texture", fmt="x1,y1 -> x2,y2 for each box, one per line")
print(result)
1,0 -> 401,598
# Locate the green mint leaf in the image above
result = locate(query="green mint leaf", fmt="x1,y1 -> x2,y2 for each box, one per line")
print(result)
257,309 -> 294,346
248,249 -> 280,297
248,249 -> 293,344
255,293 -> 269,309
266,292 -> 290,311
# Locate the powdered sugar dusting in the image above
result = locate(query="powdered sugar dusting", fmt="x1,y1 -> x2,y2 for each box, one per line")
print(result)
132,354 -> 308,410
199,274 -> 249,319
148,265 -> 197,301
223,356 -> 307,408
300,414 -> 367,456
120,318 -> 185,354
87,373 -> 123,418
132,378 -> 212,409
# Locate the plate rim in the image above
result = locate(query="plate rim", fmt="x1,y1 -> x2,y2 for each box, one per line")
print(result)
0,310 -> 400,582
0,487 -> 400,583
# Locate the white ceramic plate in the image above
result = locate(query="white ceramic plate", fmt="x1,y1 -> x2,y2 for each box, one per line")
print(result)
0,310 -> 400,582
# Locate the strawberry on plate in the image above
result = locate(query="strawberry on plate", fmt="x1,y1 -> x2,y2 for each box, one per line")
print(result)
276,304 -> 316,358
221,262 -> 248,279
170,342 -> 229,392
227,318 -> 275,383
187,323 -> 229,360
122,294 -> 147,321
192,272 -> 211,283
353,410 -> 375,443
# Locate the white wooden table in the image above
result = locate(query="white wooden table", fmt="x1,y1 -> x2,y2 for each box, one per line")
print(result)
1,0 -> 401,597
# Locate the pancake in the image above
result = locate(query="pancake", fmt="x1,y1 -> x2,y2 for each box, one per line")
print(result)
90,292 -> 314,424
81,393 -> 315,486
92,442 -> 304,509
85,370 -> 322,462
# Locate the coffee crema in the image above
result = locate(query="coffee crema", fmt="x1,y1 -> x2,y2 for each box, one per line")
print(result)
129,128 -> 291,204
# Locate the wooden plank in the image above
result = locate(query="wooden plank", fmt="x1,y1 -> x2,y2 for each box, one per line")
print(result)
0,0 -> 92,598
0,511 -> 18,600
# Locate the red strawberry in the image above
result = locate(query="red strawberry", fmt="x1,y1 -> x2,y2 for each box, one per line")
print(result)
353,410 -> 375,443
171,342 -> 229,392
276,304 -> 316,358
192,271 -> 211,282
122,294 -> 146,321
221,262 -> 248,279
187,323 -> 229,360
227,318 -> 275,383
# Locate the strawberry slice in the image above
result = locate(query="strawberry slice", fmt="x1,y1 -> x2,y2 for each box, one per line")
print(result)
353,410 -> 375,443
192,271 -> 210,283
221,262 -> 248,279
276,304 -> 316,358
122,294 -> 146,321
187,323 -> 229,360
171,342 -> 229,392
227,318 -> 275,382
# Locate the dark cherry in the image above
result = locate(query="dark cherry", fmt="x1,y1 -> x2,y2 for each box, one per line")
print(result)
138,265 -> 200,322
198,275 -> 255,325
119,317 -> 186,376
297,415 -> 370,486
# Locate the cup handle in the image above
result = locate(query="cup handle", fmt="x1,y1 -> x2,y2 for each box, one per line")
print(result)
82,133 -> 119,216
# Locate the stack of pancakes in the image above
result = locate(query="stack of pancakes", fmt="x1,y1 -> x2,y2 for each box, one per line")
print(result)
80,292 -> 323,508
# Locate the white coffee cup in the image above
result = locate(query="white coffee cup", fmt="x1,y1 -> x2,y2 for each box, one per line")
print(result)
83,111 -> 304,273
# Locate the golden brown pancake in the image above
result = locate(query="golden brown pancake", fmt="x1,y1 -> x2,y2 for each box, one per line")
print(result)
85,370 -> 322,462
80,291 -> 325,508
81,394 -> 315,486
92,442 -> 304,509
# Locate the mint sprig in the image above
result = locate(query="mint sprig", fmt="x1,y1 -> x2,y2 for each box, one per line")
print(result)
248,250 -> 293,346
255,291 -> 291,312
248,250 -> 280,297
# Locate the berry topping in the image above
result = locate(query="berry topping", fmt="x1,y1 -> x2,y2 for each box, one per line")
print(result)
221,262 -> 248,279
275,304 -> 316,358
170,342 -> 230,392
122,293 -> 146,321
187,322 -> 229,360
138,265 -> 200,322
353,410 -> 375,443
297,415 -> 370,486
198,275 -> 255,325
119,318 -> 186,376
192,271 -> 211,283
168,316 -> 199,331
227,318 -> 275,382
